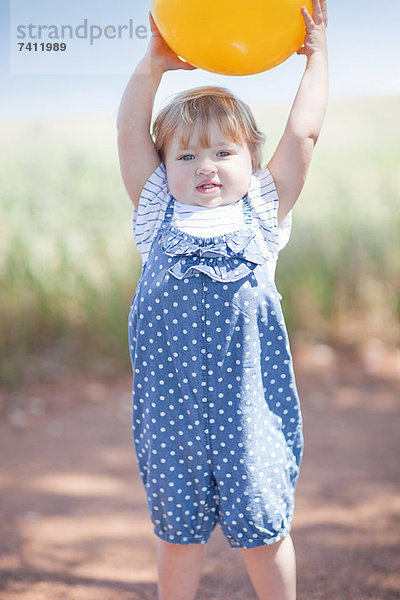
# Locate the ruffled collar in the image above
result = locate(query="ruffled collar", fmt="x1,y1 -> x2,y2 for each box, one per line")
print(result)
160,221 -> 267,283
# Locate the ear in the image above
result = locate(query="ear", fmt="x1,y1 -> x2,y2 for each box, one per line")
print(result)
251,151 -> 258,173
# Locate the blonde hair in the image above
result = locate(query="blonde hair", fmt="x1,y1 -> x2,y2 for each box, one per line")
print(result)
152,86 -> 265,172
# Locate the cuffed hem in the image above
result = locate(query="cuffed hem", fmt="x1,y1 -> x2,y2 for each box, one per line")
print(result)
153,527 -> 210,546
226,525 -> 292,549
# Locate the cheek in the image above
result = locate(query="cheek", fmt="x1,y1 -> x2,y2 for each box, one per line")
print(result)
231,161 -> 252,191
166,166 -> 189,201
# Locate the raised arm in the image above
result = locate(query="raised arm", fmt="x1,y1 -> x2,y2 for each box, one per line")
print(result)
117,14 -> 195,210
268,0 -> 329,225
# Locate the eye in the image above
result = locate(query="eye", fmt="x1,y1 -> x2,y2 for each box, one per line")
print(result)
179,154 -> 195,161
217,151 -> 231,157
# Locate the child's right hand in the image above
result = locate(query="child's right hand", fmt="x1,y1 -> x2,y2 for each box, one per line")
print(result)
147,12 -> 197,72
117,12 -> 196,210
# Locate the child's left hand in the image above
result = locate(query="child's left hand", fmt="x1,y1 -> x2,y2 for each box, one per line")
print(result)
268,0 -> 329,226
297,0 -> 328,57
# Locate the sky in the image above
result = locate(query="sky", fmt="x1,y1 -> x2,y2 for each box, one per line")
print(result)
1,0 -> 400,121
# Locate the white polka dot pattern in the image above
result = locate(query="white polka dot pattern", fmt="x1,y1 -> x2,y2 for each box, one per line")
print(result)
128,189 -> 303,549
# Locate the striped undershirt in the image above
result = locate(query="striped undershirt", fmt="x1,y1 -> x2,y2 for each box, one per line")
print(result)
172,198 -> 245,237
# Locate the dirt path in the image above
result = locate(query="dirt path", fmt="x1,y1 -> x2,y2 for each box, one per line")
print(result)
1,341 -> 399,600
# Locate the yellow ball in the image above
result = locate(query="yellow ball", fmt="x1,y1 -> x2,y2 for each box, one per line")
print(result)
151,0 -> 313,76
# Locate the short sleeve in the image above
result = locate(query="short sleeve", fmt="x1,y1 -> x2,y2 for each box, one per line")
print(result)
132,162 -> 171,265
246,165 -> 292,253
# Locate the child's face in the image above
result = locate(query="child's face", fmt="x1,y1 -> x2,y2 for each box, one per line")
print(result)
164,121 -> 253,208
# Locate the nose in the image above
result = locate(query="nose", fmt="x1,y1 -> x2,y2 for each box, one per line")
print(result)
196,160 -> 217,176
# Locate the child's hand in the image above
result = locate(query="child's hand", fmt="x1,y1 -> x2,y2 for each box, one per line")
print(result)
147,12 -> 197,72
297,0 -> 328,57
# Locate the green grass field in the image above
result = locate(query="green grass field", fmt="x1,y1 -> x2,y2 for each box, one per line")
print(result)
1,97 -> 399,384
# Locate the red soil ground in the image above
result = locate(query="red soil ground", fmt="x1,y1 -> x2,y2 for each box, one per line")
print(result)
1,340 -> 399,599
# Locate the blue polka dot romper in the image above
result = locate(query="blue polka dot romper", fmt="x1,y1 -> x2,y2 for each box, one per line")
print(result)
128,163 -> 303,549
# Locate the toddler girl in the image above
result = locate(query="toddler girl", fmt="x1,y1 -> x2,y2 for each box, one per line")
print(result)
117,1 -> 328,599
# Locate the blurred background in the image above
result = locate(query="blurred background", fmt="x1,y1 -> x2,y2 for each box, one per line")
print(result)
1,3 -> 400,599
1,0 -> 400,386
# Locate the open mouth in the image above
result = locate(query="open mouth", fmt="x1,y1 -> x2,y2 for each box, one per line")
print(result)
196,183 -> 222,193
